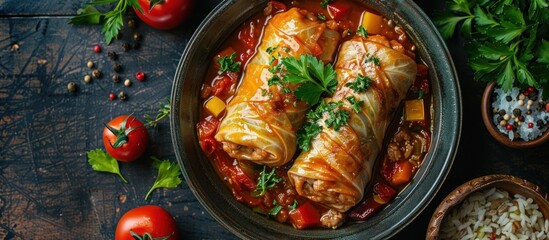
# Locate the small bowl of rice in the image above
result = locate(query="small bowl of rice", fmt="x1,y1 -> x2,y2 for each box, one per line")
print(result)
481,82 -> 549,148
427,174 -> 549,240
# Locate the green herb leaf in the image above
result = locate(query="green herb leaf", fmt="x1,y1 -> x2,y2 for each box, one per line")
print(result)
281,54 -> 337,105
87,149 -> 128,183
320,0 -> 332,8
69,6 -> 102,25
346,96 -> 363,113
346,74 -> 372,92
436,0 -> 549,93
70,0 -> 139,44
357,26 -> 368,37
317,13 -> 327,21
297,121 -> 322,151
537,40 -> 549,64
269,203 -> 283,216
289,200 -> 298,211
144,98 -> 171,128
218,52 -> 241,73
325,108 -> 350,131
145,157 -> 183,200
253,166 -> 282,197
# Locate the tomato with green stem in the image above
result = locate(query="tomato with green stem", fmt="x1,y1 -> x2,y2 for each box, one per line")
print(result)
115,205 -> 179,240
133,0 -> 194,30
103,115 -> 149,162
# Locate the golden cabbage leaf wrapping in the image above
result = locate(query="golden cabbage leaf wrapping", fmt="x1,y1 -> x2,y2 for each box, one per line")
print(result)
215,8 -> 340,167
288,36 -> 417,212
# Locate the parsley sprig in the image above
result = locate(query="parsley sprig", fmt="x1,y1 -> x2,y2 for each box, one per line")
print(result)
281,54 -> 337,105
69,0 -> 144,45
297,100 -> 351,151
145,157 -> 183,200
144,98 -> 171,128
253,166 -> 282,197
434,0 -> 549,95
87,149 -> 128,183
218,52 -> 242,73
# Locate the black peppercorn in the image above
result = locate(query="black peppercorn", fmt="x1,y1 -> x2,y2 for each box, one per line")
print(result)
537,119 -> 545,127
527,109 -> 532,115
505,95 -> 512,102
113,63 -> 123,73
92,69 -> 102,78
118,91 -> 127,100
518,115 -> 525,122
498,109 -> 506,116
112,74 -> 120,83
108,51 -> 118,61
122,42 -> 130,52
133,32 -> 142,41
512,108 -> 521,116
128,19 -> 136,29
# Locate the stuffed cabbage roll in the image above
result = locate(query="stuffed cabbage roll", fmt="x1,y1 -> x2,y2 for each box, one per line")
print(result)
288,35 -> 417,212
215,8 -> 340,167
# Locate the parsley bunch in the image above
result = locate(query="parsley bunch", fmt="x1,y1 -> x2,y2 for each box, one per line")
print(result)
434,0 -> 549,95
281,54 -> 337,105
69,0 -> 144,44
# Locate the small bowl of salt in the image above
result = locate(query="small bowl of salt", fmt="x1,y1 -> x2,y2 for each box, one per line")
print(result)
427,174 -> 549,239
481,82 -> 549,148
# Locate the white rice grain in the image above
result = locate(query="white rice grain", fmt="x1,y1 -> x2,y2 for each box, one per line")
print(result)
440,188 -> 549,240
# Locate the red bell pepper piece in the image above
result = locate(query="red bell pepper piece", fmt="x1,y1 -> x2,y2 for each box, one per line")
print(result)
327,2 -> 351,21
289,202 -> 321,229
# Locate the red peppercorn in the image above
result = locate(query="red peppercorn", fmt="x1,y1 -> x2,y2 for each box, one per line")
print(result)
528,122 -> 534,128
506,124 -> 514,130
93,44 -> 102,53
109,93 -> 116,100
527,87 -> 535,93
135,71 -> 145,81
546,103 -> 549,112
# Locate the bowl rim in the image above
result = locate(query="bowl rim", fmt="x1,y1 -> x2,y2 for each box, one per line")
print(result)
481,81 -> 549,149
426,174 -> 549,239
170,0 -> 462,239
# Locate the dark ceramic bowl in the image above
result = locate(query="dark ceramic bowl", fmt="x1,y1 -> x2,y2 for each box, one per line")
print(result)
481,82 -> 549,148
427,174 -> 549,239
170,0 -> 461,239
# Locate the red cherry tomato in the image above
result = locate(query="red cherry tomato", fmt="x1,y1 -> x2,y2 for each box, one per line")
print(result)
115,205 -> 179,240
103,115 -> 149,162
134,0 -> 194,30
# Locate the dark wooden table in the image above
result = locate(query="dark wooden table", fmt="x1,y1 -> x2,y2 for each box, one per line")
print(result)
1,0 -> 547,239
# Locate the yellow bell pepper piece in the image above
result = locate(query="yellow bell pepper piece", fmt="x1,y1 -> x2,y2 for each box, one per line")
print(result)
205,96 -> 226,117
404,99 -> 425,121
360,11 -> 383,35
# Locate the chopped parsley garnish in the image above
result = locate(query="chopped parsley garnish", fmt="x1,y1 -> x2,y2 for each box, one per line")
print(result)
346,74 -> 372,92
433,0 -> 549,95
266,46 -> 278,54
317,13 -> 327,21
347,96 -> 364,113
365,53 -> 380,66
289,200 -> 298,211
268,74 -> 283,87
218,52 -> 241,73
281,54 -> 337,105
357,26 -> 368,37
325,108 -> 350,131
269,200 -> 283,215
297,100 -> 351,150
253,166 -> 282,197
320,0 -> 332,8
297,121 -> 323,151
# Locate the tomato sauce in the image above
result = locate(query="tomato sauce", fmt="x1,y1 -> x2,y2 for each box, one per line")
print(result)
196,0 -> 432,229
